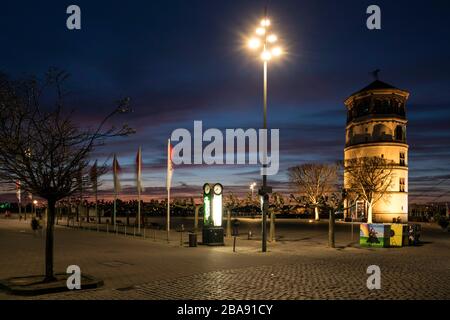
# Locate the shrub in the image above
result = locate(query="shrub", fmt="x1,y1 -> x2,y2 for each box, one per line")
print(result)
434,214 -> 449,230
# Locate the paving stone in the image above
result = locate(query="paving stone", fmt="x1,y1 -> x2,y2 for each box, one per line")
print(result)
0,219 -> 449,300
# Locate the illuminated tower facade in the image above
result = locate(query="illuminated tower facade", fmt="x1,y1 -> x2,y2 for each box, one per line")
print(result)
343,79 -> 409,223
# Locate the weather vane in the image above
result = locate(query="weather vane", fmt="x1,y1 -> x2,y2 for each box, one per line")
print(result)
370,69 -> 381,80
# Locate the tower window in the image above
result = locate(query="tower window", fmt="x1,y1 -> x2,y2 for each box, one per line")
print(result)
395,125 -> 404,141
400,152 -> 405,166
399,178 -> 405,192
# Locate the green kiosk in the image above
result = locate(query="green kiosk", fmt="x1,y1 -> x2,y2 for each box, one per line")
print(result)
202,183 -> 224,246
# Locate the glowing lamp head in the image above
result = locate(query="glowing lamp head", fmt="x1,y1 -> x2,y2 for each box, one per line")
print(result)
256,27 -> 266,36
272,47 -> 283,57
248,38 -> 261,49
261,50 -> 272,61
267,34 -> 277,43
260,19 -> 271,27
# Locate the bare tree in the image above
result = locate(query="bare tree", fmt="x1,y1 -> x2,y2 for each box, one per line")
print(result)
288,163 -> 338,221
345,156 -> 394,223
0,69 -> 134,282
270,192 -> 285,214
225,192 -> 241,212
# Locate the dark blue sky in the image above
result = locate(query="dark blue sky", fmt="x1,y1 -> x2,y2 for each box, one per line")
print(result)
1,0 -> 450,202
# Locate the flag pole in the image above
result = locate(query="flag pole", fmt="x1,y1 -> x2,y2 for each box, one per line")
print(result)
138,187 -> 141,233
95,187 -> 98,224
16,182 -> 21,220
167,184 -> 170,242
114,192 -> 117,230
92,161 -> 99,225
138,146 -> 141,234
167,139 -> 171,242
113,154 -> 118,230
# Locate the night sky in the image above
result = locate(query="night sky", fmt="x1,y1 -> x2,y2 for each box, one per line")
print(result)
1,0 -> 450,202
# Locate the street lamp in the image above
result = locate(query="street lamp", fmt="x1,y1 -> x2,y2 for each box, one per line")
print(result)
33,200 -> 38,217
250,182 -> 257,199
246,11 -> 284,252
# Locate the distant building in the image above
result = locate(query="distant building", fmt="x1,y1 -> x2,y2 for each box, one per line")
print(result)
343,79 -> 409,223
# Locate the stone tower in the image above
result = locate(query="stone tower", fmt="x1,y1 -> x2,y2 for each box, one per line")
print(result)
343,79 -> 409,223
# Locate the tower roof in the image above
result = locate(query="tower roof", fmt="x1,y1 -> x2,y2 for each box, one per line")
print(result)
346,79 -> 409,105
352,79 -> 398,95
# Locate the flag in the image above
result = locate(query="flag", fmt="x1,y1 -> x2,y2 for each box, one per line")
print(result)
136,147 -> 144,193
15,181 -> 21,203
166,139 -> 173,191
113,154 -> 121,194
90,160 -> 98,193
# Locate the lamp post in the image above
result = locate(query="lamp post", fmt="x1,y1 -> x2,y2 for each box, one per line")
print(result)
246,11 -> 283,252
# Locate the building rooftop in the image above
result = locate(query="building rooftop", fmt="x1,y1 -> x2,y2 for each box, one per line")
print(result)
351,79 -> 399,96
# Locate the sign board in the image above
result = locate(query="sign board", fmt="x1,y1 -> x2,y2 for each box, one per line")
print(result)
360,223 -> 390,247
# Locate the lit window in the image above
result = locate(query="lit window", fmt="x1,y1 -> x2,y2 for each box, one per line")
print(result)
400,152 -> 405,166
399,178 -> 405,192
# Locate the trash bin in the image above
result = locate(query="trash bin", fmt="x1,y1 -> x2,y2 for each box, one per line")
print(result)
189,233 -> 197,247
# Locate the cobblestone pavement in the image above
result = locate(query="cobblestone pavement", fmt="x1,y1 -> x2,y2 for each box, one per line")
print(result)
1,218 -> 449,300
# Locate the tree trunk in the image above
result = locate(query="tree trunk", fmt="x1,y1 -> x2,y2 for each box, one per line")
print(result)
96,202 -> 100,225
368,204 -> 373,223
314,206 -> 320,221
44,199 -> 57,282
328,209 -> 335,248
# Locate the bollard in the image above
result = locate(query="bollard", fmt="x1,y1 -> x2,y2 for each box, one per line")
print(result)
106,223 -> 109,234
351,219 -> 354,241
124,225 -> 127,236
226,209 -> 232,238
233,236 -> 237,252
194,206 -> 199,232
